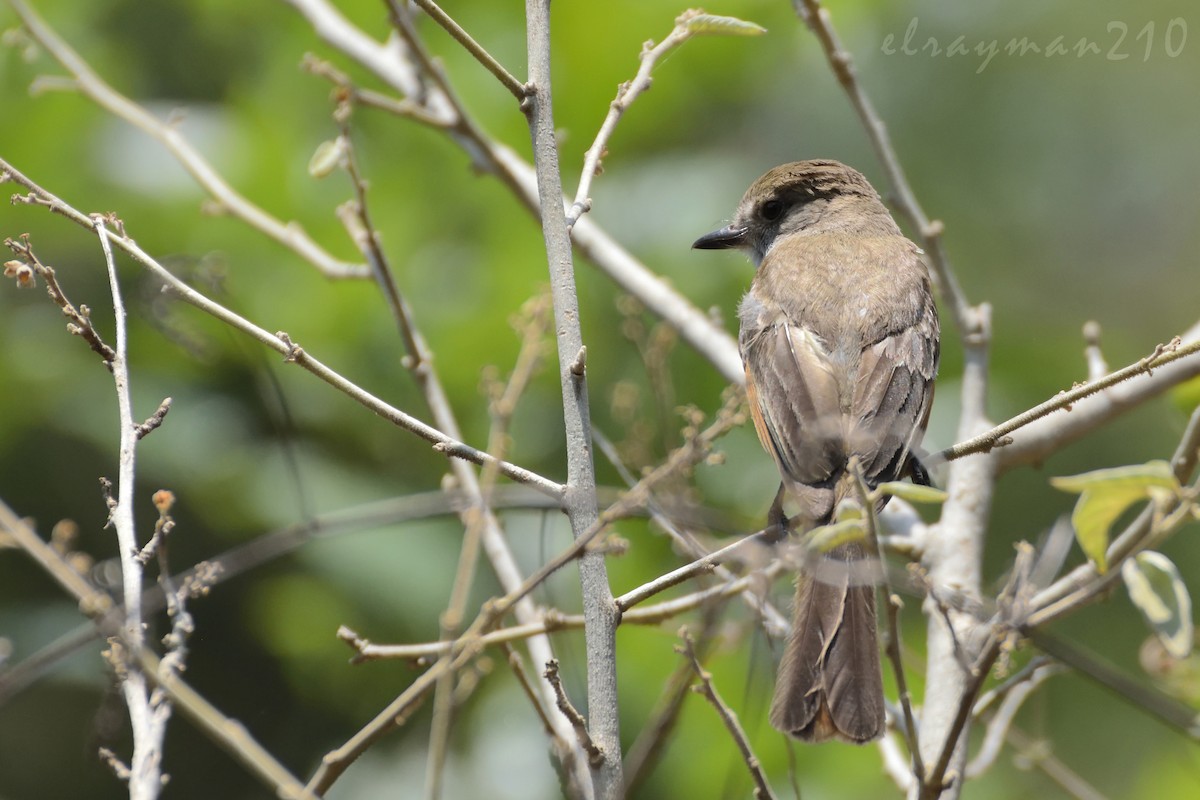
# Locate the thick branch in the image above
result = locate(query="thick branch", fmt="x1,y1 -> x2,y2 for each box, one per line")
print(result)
916,306 -> 995,800
524,4 -> 622,797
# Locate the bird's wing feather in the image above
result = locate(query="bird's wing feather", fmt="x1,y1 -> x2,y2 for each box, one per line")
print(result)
850,300 -> 939,484
741,318 -> 844,489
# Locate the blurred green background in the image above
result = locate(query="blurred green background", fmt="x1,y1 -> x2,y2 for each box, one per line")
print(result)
1,1 -> 1198,798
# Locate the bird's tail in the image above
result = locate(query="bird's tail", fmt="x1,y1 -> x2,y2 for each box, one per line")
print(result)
768,475 -> 885,743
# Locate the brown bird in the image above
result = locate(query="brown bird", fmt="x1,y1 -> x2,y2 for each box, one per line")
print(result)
694,160 -> 939,743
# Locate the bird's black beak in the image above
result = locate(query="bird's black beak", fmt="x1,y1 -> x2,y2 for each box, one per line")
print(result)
692,224 -> 748,250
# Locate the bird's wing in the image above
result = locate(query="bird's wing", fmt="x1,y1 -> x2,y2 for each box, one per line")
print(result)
741,317 -> 845,489
850,300 -> 940,485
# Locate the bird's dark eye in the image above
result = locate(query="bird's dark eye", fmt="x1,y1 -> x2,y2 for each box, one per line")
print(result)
760,199 -> 785,221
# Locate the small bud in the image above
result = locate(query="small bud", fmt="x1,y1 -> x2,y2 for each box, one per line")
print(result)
152,489 -> 175,514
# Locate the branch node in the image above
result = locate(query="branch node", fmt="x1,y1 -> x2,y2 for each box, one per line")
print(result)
134,397 -> 173,440
569,345 -> 587,377
275,332 -> 304,362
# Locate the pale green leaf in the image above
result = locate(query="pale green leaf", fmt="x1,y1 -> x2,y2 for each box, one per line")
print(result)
1050,460 -> 1181,573
833,498 -> 865,522
307,138 -> 346,178
876,481 -> 948,504
683,14 -> 767,37
806,519 -> 867,554
1049,460 -> 1178,494
1122,551 -> 1194,659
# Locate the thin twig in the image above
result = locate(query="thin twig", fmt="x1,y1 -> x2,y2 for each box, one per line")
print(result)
678,629 -> 777,800
885,593 -> 925,784
615,526 -> 774,613
408,0 -> 527,99
501,644 -> 557,737
920,636 -> 1003,800
301,54 -> 451,127
544,660 -> 604,767
3,234 -> 116,367
1026,630 -> 1200,738
1006,727 -> 1110,800
133,397 -> 172,441
343,552 -> 785,663
566,9 -> 745,229
623,610 -> 722,795
966,662 -> 1064,779
7,0 -> 366,279
850,469 -> 924,786
0,155 -> 564,499
936,336 -> 1200,465
291,0 -> 744,383
791,0 -> 975,338
0,500 -> 316,799
592,419 -> 789,638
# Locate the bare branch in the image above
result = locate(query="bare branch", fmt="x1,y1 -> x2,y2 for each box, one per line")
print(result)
0,500 -> 316,799
544,660 -> 604,767
92,214 -> 170,799
524,4 -> 622,796
566,10 -> 756,229
678,630 -> 777,800
791,0 -> 977,338
937,332 -> 1200,467
289,0 -> 744,383
4,234 -> 116,367
407,0 -> 527,99
0,156 -> 564,500
8,0 -> 367,279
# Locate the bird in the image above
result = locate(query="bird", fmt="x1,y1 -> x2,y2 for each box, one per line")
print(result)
693,159 -> 939,743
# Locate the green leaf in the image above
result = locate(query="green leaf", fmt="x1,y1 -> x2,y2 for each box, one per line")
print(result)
683,14 -> 767,37
1050,460 -> 1178,494
876,481 -> 948,504
307,138 -> 346,178
1050,460 -> 1180,573
833,498 -> 865,522
1122,551 -> 1194,659
806,519 -> 867,554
